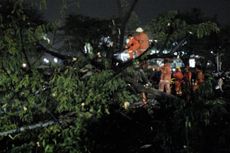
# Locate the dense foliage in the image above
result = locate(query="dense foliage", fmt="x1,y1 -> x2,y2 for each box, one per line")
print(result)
0,0 -> 229,153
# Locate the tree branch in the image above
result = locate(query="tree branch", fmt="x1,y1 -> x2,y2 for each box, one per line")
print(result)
118,0 -> 139,51
0,121 -> 57,137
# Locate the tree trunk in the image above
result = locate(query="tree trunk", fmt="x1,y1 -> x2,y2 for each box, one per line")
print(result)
117,0 -> 139,51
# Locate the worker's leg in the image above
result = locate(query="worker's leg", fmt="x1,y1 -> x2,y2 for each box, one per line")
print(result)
159,80 -> 165,92
165,81 -> 171,94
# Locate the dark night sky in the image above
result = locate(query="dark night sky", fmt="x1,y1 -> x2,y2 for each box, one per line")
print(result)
44,0 -> 230,25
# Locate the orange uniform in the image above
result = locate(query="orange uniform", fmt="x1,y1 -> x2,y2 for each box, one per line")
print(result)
127,37 -> 140,60
173,70 -> 184,95
159,63 -> 172,94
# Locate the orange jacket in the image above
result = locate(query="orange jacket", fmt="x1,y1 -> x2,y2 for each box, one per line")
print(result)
127,37 -> 140,51
134,32 -> 149,50
160,63 -> 171,81
173,71 -> 183,81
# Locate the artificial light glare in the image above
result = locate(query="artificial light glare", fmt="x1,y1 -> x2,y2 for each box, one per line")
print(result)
43,58 -> 49,64
163,50 -> 167,54
22,63 -> 27,68
151,49 -> 156,54
53,58 -> 58,63
189,59 -> 196,68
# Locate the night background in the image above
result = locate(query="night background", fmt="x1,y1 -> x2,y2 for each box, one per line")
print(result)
44,0 -> 230,25
0,0 -> 230,153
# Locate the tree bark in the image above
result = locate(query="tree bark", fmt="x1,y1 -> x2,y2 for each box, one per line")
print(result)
117,0 -> 139,51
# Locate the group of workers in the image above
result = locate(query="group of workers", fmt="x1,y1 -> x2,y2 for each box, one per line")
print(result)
157,58 -> 205,95
115,27 -> 205,102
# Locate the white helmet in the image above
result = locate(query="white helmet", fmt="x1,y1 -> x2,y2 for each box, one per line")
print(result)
136,27 -> 144,33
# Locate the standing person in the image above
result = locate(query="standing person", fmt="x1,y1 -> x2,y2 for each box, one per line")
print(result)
184,65 -> 192,84
134,27 -> 150,56
126,34 -> 140,60
183,65 -> 193,101
132,61 -> 150,106
149,66 -> 161,88
173,67 -> 184,95
193,65 -> 205,91
159,58 -> 172,94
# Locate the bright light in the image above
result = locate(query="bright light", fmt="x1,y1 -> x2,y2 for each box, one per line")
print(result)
157,60 -> 163,66
123,101 -> 130,110
43,58 -> 49,64
154,39 -> 158,43
163,50 -> 167,54
210,50 -> 214,54
53,58 -> 58,63
72,57 -> 77,61
22,63 -> 27,68
167,22 -> 171,26
151,49 -> 159,54
173,52 -> 178,56
189,58 -> 196,68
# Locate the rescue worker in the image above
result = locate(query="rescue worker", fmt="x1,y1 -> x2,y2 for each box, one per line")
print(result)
184,65 -> 192,84
183,65 -> 193,101
126,34 -> 140,60
173,67 -> 184,95
134,27 -> 149,56
114,27 -> 149,63
159,58 -> 172,94
193,65 -> 205,91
